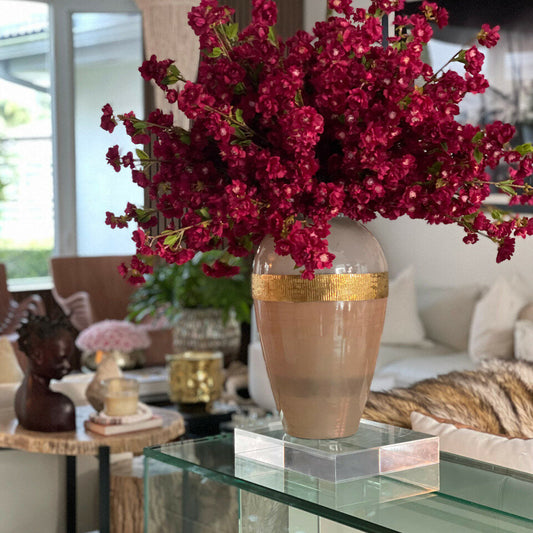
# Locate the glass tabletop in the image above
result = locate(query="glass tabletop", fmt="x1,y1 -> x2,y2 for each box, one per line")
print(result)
144,432 -> 533,533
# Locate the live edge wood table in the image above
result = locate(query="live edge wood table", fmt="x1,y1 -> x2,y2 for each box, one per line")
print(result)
0,404 -> 184,533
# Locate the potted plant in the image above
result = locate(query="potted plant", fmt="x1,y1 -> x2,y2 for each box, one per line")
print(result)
127,250 -> 252,366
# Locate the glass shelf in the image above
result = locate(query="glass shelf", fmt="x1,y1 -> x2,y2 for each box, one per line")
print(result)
144,431 -> 533,533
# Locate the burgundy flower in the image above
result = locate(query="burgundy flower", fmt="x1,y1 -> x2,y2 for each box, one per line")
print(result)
105,145 -> 121,172
103,0 -> 533,280
100,104 -> 116,133
202,260 -> 240,277
477,24 -> 500,48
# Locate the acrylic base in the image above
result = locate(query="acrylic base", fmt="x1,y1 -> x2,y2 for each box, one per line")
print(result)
234,419 -> 439,484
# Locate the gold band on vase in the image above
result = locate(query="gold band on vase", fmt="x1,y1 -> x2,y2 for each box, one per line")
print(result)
251,272 -> 388,303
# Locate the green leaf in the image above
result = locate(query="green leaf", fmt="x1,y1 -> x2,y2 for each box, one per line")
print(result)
162,74 -> 178,85
455,49 -> 467,64
133,121 -> 148,130
514,143 -> 533,155
168,64 -> 181,78
197,207 -> 210,219
233,126 -> 247,139
163,234 -> 179,248
135,208 -> 155,223
233,82 -> 246,95
498,184 -> 518,196
428,161 -> 443,175
268,26 -> 277,45
224,22 -> 239,41
473,148 -> 483,163
207,47 -> 223,58
472,131 -> 484,143
179,132 -> 191,145
135,149 -> 149,160
490,208 -> 504,221
234,108 -> 244,124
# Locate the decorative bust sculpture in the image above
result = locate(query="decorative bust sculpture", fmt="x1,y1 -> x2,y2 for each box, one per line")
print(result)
15,314 -> 76,432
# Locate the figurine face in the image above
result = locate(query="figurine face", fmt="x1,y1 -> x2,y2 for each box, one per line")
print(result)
32,332 -> 74,380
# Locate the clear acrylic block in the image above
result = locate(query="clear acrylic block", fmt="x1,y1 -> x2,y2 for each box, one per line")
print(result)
234,419 -> 439,483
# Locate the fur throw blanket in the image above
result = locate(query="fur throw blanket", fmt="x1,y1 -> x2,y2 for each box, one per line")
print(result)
363,359 -> 533,438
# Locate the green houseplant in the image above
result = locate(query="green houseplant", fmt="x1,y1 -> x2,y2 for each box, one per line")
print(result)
128,251 -> 252,364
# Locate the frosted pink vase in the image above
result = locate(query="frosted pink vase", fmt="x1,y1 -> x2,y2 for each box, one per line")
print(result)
252,218 -> 388,439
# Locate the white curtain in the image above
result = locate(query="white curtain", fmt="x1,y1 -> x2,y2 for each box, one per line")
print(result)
134,0 -> 200,127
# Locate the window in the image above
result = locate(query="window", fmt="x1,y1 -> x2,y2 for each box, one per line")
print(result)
0,1 -> 52,281
0,0 -> 143,285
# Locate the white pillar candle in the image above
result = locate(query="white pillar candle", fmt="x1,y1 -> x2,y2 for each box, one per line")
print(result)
102,377 -> 139,417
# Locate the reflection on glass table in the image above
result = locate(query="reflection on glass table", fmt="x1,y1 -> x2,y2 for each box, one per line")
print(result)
144,431 -> 533,533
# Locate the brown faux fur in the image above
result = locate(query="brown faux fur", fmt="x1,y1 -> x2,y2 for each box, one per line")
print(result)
363,359 -> 533,438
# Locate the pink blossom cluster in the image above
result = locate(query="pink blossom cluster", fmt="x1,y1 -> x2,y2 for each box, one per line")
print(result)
75,320 -> 151,353
102,0 -> 533,280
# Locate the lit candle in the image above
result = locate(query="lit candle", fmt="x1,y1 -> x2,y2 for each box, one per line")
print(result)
102,377 -> 139,416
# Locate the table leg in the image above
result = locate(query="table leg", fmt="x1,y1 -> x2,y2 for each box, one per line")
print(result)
99,446 -> 110,533
66,455 -> 76,533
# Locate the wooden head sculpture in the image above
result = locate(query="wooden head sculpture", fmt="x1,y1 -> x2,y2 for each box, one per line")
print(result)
15,314 -> 77,432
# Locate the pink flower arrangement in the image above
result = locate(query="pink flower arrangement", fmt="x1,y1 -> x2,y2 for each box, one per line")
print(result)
102,0 -> 533,281
75,320 -> 151,353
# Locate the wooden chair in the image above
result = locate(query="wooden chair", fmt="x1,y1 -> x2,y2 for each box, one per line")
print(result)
49,256 -> 137,331
0,263 -> 46,336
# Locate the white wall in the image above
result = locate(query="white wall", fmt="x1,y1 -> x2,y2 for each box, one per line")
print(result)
367,216 -> 533,290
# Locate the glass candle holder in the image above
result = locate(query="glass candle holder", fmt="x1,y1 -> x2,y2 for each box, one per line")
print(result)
166,351 -> 224,408
102,377 -> 139,416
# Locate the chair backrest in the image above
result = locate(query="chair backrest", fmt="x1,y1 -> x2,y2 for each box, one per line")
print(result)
50,256 -> 137,326
0,263 -> 46,336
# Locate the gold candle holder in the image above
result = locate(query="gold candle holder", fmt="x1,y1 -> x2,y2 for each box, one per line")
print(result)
166,351 -> 224,408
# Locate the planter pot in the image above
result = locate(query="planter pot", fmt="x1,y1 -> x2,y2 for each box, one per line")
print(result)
252,217 -> 388,439
172,308 -> 241,367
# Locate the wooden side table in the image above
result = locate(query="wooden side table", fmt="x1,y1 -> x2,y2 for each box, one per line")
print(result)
0,404 -> 184,533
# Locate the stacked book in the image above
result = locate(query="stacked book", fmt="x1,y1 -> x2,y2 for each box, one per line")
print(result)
84,403 -> 163,436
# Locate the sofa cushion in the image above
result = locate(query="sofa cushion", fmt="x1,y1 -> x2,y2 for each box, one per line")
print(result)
417,286 -> 483,352
514,320 -> 533,362
411,411 -> 533,474
468,277 -> 527,362
381,266 -> 427,346
376,342 -> 455,371
377,351 -> 475,388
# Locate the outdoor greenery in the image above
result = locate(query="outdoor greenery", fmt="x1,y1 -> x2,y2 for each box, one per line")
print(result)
127,250 -> 252,324
0,242 -> 52,278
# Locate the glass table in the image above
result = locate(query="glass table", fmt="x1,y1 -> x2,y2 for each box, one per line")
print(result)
144,431 -> 533,533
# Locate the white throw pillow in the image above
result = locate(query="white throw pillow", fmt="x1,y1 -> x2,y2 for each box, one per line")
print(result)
411,411 -> 533,474
468,277 -> 527,362
417,286 -> 483,352
514,320 -> 533,362
380,266 -> 427,346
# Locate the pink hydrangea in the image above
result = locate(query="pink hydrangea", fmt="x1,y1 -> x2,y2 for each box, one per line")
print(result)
75,320 -> 151,353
